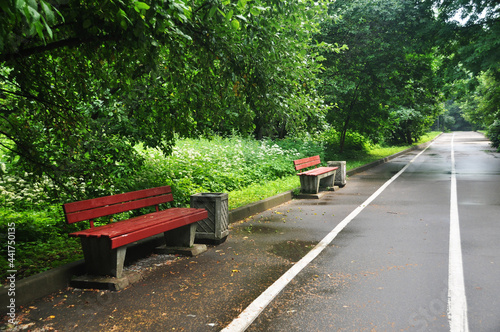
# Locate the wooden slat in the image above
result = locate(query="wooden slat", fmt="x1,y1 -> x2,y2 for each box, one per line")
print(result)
63,186 -> 172,214
293,155 -> 321,171
293,155 -> 320,165
69,208 -> 208,249
110,210 -> 208,248
298,166 -> 338,176
65,194 -> 174,224
69,208 -> 204,238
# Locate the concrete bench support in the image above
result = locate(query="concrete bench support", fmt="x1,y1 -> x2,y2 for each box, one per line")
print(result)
299,169 -> 337,194
80,237 -> 127,278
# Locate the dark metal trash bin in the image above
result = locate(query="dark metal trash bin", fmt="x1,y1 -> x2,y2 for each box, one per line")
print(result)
190,193 -> 229,243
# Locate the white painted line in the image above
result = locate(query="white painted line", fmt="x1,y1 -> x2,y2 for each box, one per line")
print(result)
447,133 -> 469,332
221,143 -> 435,332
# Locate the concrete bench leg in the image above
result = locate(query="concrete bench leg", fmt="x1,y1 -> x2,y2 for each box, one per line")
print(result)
299,175 -> 320,194
80,237 -> 127,278
164,223 -> 197,247
319,172 -> 335,189
299,171 -> 336,194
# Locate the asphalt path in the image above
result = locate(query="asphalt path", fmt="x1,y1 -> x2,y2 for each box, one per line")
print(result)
225,131 -> 500,332
4,131 -> 499,332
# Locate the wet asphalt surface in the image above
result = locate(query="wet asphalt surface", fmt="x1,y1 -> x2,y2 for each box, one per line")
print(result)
2,131 -> 499,331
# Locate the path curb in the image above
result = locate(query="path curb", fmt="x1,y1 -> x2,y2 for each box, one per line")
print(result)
0,136 -> 440,314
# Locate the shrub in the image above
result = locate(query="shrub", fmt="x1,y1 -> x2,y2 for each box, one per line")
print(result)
0,207 -> 82,283
131,136 -> 316,206
487,120 -> 500,151
319,128 -> 370,160
0,207 -> 65,242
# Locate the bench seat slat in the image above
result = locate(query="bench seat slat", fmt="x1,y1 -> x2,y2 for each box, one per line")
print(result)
110,211 -> 207,249
298,166 -> 338,176
63,186 -> 172,213
69,207 -> 206,239
64,194 -> 174,224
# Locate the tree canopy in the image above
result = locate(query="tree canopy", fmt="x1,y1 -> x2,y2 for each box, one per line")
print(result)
430,0 -> 500,148
433,0 -> 500,76
1,0 -> 330,198
317,0 -> 442,150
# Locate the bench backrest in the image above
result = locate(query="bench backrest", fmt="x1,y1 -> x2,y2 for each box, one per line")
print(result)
293,155 -> 321,171
63,186 -> 174,226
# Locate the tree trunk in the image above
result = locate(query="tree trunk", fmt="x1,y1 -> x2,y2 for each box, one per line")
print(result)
340,114 -> 351,153
339,81 -> 362,153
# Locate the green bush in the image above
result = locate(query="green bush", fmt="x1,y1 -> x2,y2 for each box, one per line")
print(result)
487,121 -> 500,151
319,128 -> 370,161
0,208 -> 65,242
0,236 -> 82,281
130,136 -> 320,206
0,207 -> 83,283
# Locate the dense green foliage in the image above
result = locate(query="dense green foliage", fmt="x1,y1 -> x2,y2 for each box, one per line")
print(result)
318,0 -> 442,150
433,0 -> 500,77
1,0 -> 331,200
2,0 -> 499,194
459,69 -> 500,149
431,0 -> 500,147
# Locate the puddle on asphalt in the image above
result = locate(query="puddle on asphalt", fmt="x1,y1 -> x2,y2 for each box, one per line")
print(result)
269,240 -> 318,262
302,201 -> 330,206
258,214 -> 287,223
233,224 -> 281,235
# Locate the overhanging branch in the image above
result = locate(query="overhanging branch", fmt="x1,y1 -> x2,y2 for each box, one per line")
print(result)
1,34 -> 119,62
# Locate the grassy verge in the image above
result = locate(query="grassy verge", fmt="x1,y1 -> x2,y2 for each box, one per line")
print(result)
229,131 -> 441,210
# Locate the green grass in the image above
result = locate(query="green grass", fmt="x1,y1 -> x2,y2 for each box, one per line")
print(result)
229,176 -> 300,210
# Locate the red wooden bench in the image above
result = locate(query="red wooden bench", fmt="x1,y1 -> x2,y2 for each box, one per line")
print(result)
293,155 -> 338,194
63,186 -> 207,278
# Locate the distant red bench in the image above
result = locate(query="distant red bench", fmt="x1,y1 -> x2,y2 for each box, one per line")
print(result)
293,155 -> 338,194
63,186 -> 207,278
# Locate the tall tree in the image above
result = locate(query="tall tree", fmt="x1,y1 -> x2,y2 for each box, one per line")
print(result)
433,0 -> 500,77
317,0 -> 441,150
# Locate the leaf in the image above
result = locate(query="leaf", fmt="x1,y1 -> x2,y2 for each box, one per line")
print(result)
226,9 -> 233,22
236,14 -> 247,22
134,2 -> 150,11
250,8 -> 260,16
26,0 -> 36,9
231,19 -> 240,30
208,6 -> 217,18
40,1 -> 55,22
237,0 -> 247,10
34,21 -> 44,40
217,8 -> 225,18
44,20 -> 53,39
15,0 -> 25,11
